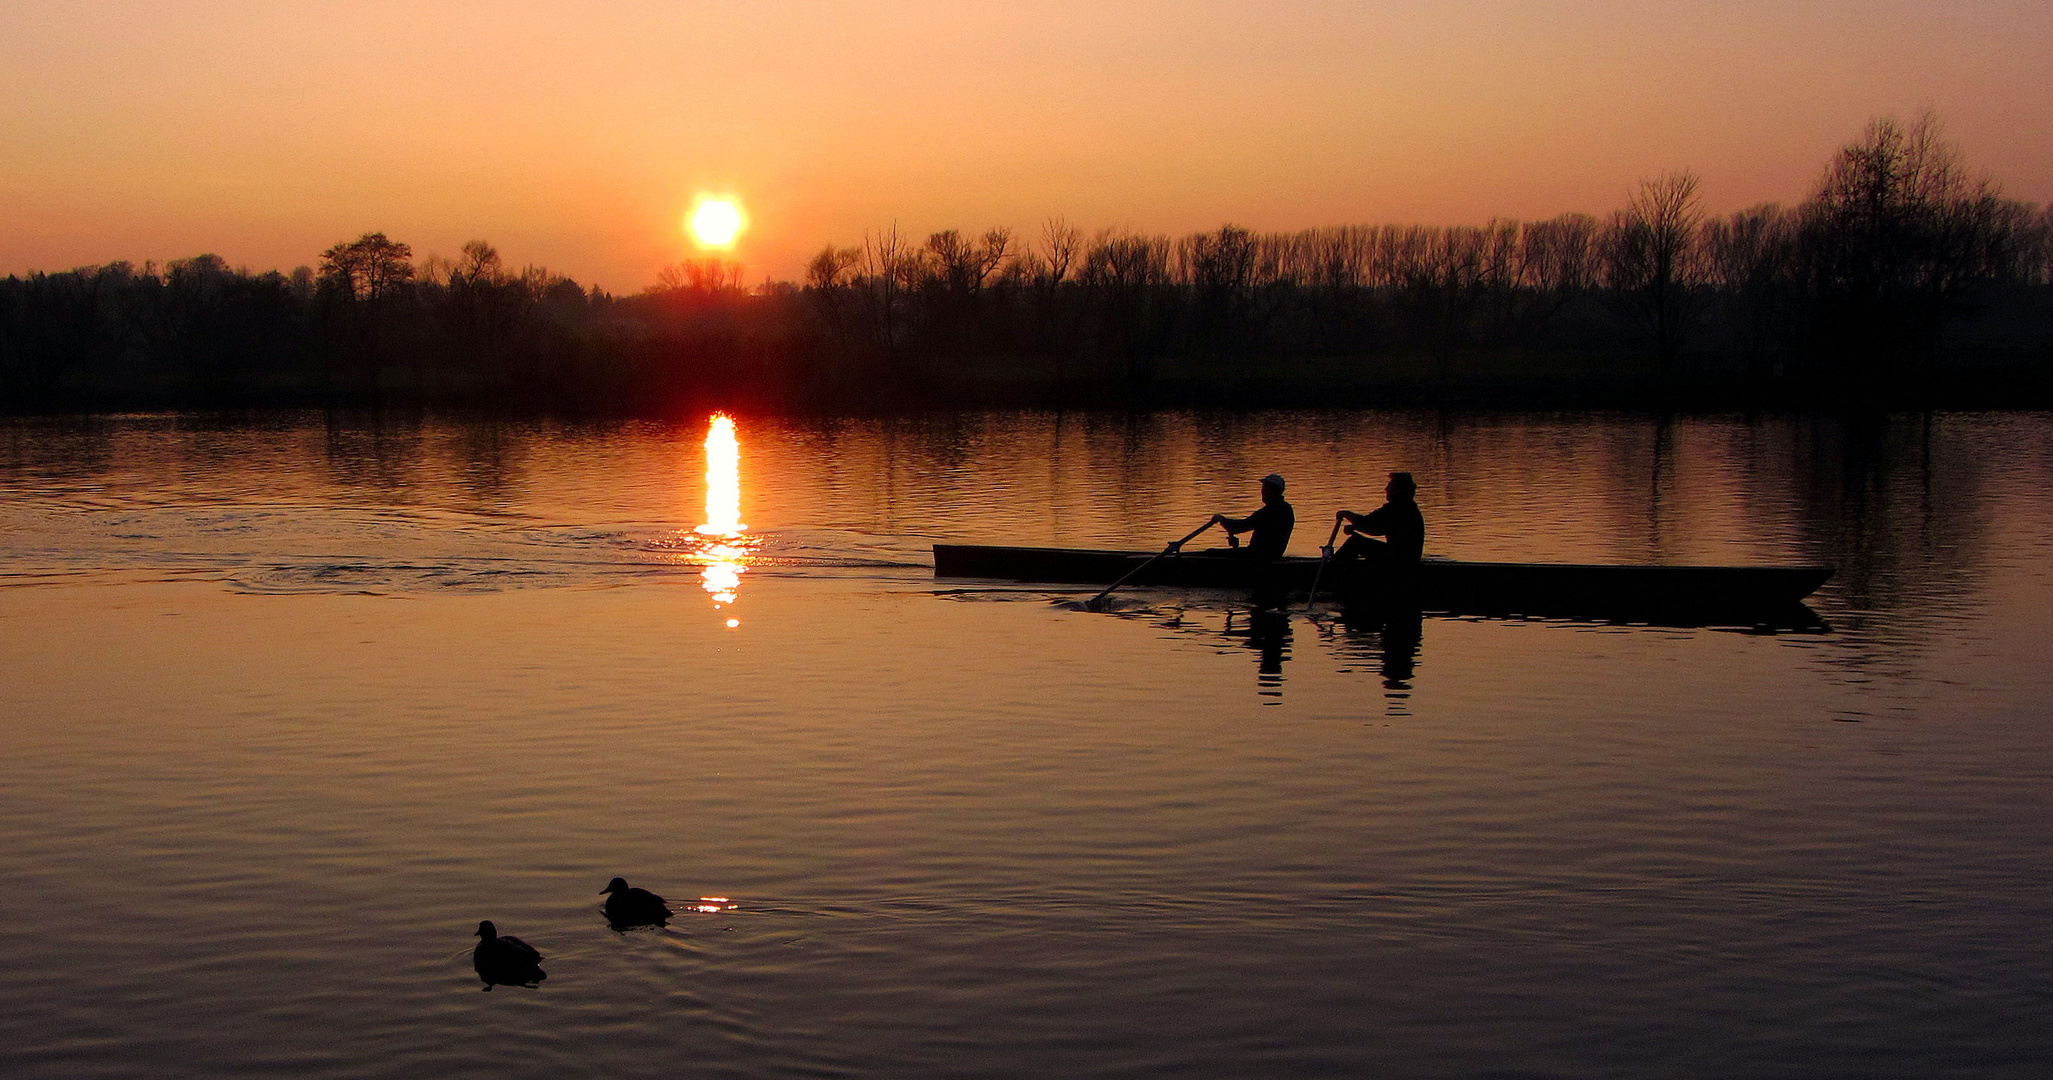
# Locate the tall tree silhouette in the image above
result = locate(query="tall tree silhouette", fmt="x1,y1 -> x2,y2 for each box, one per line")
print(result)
318,232 -> 415,396
319,233 -> 414,301
1605,172 -> 1704,370
1795,114 -> 2006,369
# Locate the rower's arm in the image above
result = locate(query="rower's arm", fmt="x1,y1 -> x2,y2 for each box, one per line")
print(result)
1338,507 -> 1387,535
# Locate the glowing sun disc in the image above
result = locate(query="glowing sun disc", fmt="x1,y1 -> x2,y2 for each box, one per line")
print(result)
689,200 -> 744,248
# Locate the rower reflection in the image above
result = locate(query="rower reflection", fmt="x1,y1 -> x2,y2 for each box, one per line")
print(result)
1341,605 -> 1424,691
1222,608 -> 1292,700
1145,603 -> 1431,702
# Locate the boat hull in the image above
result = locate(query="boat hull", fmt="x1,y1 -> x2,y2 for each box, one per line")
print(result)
932,544 -> 1833,625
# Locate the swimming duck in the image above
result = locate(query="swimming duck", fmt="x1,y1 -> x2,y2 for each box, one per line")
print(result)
601,877 -> 673,927
472,920 -> 546,989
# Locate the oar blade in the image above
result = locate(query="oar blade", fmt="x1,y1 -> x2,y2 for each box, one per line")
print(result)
1086,520 -> 1214,609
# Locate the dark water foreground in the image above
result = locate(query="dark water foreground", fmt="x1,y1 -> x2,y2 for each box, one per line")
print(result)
1,411 -> 2049,1078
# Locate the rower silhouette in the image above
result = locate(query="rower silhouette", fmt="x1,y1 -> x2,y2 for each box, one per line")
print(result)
1209,473 -> 1295,559
1331,472 -> 1424,569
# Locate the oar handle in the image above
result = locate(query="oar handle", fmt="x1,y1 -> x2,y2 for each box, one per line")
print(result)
1302,516 -> 1347,612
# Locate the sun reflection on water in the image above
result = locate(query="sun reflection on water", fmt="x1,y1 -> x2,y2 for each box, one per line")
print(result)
697,414 -> 745,538
686,414 -> 754,622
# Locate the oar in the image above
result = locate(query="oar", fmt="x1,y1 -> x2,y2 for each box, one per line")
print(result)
1301,515 -> 1345,613
1087,520 -> 1217,611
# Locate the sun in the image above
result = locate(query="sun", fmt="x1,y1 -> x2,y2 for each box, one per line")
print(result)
688,198 -> 745,249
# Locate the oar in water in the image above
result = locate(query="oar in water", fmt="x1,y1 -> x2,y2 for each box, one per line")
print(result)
1301,515 -> 1345,613
1086,520 -> 1217,611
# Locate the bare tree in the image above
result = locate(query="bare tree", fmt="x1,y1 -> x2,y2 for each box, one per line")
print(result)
926,230 -> 976,295
315,232 -> 415,394
1179,225 -> 1260,353
1796,114 -> 2009,367
456,240 -> 504,286
653,259 -> 744,293
438,240 -> 535,394
977,228 -> 1013,287
2038,205 -> 2053,285
1701,204 -> 1794,374
1040,218 -> 1081,287
1493,214 -> 1598,345
1605,172 -> 1704,368
319,232 -> 414,302
4,267 -> 116,395
1521,213 -> 1600,294
1081,230 -> 1173,386
862,225 -> 911,361
806,246 -> 861,292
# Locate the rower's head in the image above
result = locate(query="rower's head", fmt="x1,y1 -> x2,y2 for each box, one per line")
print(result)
1260,473 -> 1286,505
1387,472 -> 1417,502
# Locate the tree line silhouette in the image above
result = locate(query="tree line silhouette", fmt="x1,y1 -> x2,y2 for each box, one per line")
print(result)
4,116 -> 2049,413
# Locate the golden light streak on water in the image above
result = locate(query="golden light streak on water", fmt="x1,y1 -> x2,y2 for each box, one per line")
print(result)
689,414 -> 752,623
697,414 -> 745,538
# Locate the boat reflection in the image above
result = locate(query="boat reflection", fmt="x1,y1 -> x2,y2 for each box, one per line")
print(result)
682,414 -> 756,625
1121,590 -> 1835,705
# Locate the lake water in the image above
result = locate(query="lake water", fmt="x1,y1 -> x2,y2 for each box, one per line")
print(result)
1,410 -> 2049,1079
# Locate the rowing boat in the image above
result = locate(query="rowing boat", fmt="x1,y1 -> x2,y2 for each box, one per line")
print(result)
932,543 -> 1833,624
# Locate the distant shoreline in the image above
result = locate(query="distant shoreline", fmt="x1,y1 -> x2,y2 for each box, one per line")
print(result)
6,361 -> 2053,419
6,119 -> 2047,419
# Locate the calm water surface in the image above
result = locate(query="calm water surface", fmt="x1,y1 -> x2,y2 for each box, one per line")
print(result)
1,411 -> 2049,1078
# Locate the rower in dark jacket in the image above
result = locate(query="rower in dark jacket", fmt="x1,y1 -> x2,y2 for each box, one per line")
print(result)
1212,473 -> 1295,559
1333,472 -> 1424,566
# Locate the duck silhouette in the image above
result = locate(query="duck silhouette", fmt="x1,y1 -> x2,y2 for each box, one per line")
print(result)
472,920 -> 546,989
601,877 -> 673,928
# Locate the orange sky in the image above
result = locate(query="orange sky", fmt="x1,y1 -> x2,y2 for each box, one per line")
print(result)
3,1 -> 2049,291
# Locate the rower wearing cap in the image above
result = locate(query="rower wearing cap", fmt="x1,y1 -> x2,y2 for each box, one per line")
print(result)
1210,473 -> 1296,559
1333,472 -> 1424,566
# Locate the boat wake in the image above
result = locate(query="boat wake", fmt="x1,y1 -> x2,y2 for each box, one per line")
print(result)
0,500 -> 935,596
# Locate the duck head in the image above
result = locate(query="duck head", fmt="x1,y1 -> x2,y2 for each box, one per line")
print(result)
601,877 -> 631,894
475,920 -> 497,940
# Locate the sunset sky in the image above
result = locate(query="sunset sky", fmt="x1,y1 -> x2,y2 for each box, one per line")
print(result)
3,0 -> 2049,291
